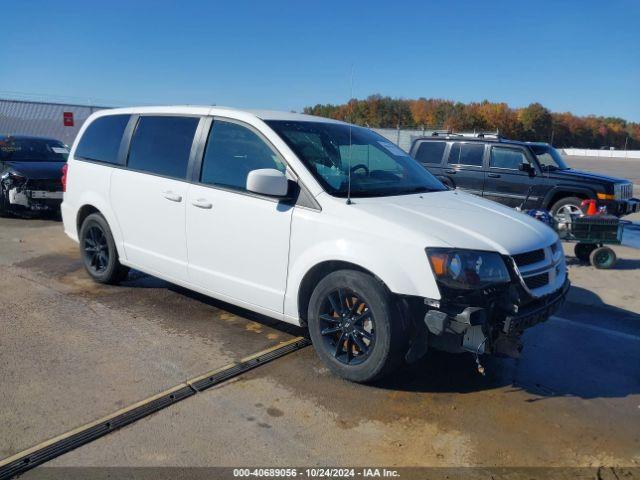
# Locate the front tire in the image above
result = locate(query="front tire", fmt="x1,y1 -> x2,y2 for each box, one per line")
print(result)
550,196 -> 584,221
307,270 -> 406,383
79,213 -> 129,284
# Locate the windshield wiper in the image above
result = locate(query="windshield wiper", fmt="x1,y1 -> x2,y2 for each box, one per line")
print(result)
399,186 -> 436,194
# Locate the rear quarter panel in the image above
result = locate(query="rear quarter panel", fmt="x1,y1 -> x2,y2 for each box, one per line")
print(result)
61,159 -> 125,259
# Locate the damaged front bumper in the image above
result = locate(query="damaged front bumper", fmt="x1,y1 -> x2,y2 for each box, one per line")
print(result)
407,278 -> 570,362
2,178 -> 63,213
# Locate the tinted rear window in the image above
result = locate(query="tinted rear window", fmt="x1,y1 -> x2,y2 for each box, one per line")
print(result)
414,141 -> 446,164
448,142 -> 484,166
75,115 -> 130,164
490,147 -> 526,169
127,116 -> 199,179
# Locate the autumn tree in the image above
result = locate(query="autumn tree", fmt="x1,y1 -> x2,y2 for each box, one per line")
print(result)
304,96 -> 640,148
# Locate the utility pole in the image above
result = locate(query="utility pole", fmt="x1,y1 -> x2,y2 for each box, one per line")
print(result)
624,135 -> 629,151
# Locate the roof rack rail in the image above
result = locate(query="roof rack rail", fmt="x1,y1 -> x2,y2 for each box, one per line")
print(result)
429,130 -> 503,139
430,130 -> 464,137
458,130 -> 502,139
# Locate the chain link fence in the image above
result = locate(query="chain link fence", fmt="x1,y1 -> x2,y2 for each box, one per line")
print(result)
0,99 -> 109,146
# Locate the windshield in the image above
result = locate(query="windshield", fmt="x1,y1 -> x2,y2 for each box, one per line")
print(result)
530,144 -> 569,171
266,120 -> 446,197
0,137 -> 69,162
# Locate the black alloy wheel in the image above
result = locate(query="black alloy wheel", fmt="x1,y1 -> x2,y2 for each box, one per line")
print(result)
307,269 -> 406,383
318,287 -> 376,365
83,225 -> 110,274
79,212 -> 129,284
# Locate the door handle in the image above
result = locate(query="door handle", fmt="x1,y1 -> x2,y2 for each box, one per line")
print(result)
191,198 -> 213,209
488,173 -> 501,178
162,191 -> 182,202
444,169 -> 457,174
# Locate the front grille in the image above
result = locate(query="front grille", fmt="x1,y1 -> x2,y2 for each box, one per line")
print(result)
513,249 -> 545,267
26,178 -> 62,191
524,272 -> 549,289
615,183 -> 633,200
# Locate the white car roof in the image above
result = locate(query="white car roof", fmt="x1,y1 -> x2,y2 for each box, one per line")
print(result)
91,105 -> 345,124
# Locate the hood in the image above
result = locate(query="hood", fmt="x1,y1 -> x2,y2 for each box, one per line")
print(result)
352,190 -> 558,255
550,168 -> 628,185
4,161 -> 66,180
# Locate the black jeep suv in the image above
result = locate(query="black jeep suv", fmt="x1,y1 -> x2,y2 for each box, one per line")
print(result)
409,134 -> 639,219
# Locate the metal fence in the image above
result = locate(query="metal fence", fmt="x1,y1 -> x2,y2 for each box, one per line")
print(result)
0,100 -> 464,155
0,99 -> 109,146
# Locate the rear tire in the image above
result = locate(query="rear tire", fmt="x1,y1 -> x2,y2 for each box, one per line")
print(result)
79,213 -> 129,284
307,270 -> 406,383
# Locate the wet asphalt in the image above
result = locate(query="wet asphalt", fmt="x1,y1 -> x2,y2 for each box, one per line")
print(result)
1,157 -> 639,469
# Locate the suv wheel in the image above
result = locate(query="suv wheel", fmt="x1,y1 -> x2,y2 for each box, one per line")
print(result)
550,196 -> 583,221
79,213 -> 129,284
307,270 -> 405,383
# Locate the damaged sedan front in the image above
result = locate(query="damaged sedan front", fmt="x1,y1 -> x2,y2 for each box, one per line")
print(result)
0,135 -> 68,216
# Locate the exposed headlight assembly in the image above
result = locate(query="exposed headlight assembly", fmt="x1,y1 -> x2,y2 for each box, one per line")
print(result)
426,248 -> 511,290
1,171 -> 27,187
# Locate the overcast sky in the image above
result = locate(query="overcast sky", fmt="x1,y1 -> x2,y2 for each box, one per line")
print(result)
1,0 -> 639,120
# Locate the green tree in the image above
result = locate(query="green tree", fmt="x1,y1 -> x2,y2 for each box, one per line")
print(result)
518,103 -> 552,141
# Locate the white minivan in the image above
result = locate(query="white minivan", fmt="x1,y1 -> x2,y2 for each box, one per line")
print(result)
62,106 -> 568,382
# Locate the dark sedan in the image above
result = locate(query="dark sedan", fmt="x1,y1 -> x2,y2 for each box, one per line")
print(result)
0,135 -> 68,216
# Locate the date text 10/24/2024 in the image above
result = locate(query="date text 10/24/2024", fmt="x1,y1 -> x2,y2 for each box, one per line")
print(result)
233,468 -> 400,478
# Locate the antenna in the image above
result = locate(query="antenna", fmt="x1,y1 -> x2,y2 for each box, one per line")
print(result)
346,64 -> 354,205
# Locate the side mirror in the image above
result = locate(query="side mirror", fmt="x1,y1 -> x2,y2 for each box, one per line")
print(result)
519,162 -> 535,176
246,168 -> 289,197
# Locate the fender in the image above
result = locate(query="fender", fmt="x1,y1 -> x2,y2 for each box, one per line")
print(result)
283,237 -> 440,322
542,185 -> 596,209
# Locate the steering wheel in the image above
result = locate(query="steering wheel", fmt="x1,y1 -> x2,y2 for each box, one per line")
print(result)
350,163 -> 369,175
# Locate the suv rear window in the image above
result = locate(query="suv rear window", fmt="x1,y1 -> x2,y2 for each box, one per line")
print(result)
448,143 -> 484,166
414,141 -> 446,164
127,116 -> 199,179
75,114 -> 130,164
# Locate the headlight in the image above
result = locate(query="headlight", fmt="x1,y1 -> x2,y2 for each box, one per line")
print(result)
1,171 -> 26,186
426,248 -> 510,290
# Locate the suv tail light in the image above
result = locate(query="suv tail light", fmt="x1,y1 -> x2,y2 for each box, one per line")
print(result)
61,164 -> 68,192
